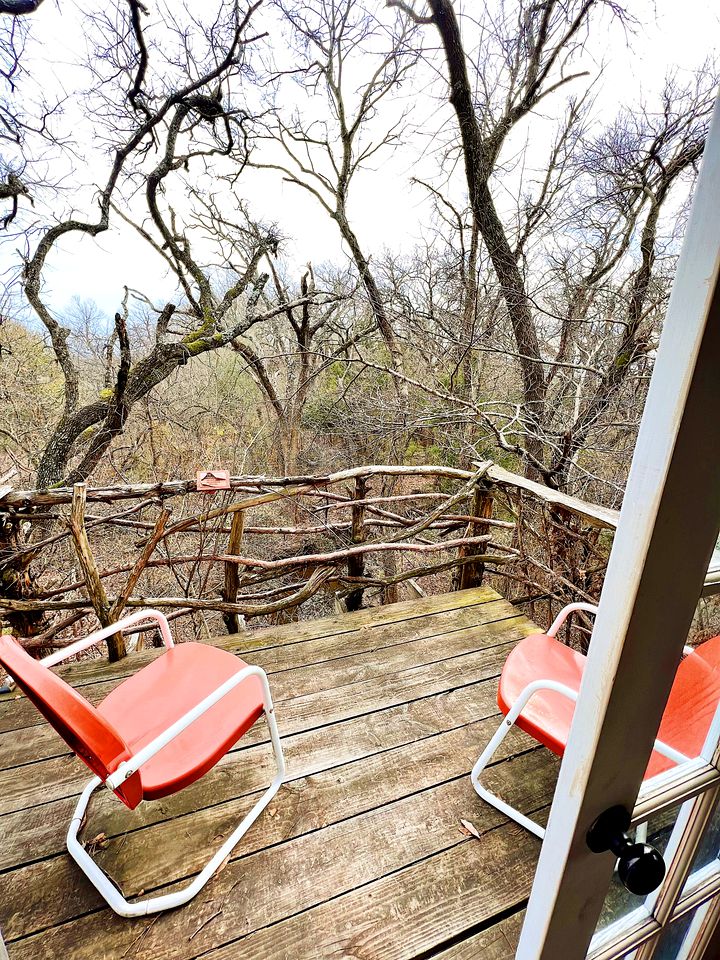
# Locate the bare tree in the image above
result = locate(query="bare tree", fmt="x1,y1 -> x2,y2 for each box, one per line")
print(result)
0,7 -> 66,230
11,1 -> 284,488
254,0 -> 422,377
544,73 -> 715,489
390,0 -> 714,493
398,0 -> 603,472
231,261 -> 373,472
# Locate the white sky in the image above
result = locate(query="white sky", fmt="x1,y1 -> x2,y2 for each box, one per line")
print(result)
2,0 -> 719,320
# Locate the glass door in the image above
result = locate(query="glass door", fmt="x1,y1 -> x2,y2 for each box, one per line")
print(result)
516,89 -> 720,959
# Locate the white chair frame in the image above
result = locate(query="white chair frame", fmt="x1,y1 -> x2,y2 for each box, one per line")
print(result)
470,603 -> 689,840
39,610 -> 286,917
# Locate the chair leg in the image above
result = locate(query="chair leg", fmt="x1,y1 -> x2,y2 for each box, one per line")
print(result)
67,708 -> 286,918
470,713 -> 546,840
471,678 -> 582,841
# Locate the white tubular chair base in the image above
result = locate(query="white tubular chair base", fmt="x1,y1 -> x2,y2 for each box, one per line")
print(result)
471,676 -> 687,844
66,708 -> 286,918
469,679 -> 580,842
470,716 -> 547,841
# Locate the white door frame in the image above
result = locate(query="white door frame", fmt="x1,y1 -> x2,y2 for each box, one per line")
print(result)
518,92 -> 720,959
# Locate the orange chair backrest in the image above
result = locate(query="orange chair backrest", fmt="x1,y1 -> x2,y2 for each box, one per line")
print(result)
653,634 -> 720,777
0,635 -> 142,808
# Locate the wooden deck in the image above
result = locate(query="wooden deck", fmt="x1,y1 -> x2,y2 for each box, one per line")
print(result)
0,587 -> 557,959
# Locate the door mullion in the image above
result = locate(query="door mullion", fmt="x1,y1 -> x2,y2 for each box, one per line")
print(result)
690,895 -> 720,960
675,868 -> 720,915
589,915 -> 659,960
651,788 -> 720,928
589,757 -> 720,958
635,761 -> 720,823
632,790 -> 720,960
633,928 -> 662,960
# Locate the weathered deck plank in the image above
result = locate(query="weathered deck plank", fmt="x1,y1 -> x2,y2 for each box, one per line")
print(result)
0,587 -> 551,959
0,591 -> 519,746
0,629 -> 528,816
434,913 -> 526,959
0,680 -> 502,871
0,587 -> 502,726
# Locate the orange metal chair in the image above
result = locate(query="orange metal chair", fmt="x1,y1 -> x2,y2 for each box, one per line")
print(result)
471,603 -> 720,839
0,610 -> 286,917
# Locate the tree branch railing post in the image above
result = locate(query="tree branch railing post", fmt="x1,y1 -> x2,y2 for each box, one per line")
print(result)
345,477 -> 367,611
109,506 -> 171,625
68,483 -> 125,661
455,482 -> 494,591
222,507 -> 246,633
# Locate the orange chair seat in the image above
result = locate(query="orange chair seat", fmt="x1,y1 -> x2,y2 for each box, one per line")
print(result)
98,643 -> 265,801
499,633 -> 720,780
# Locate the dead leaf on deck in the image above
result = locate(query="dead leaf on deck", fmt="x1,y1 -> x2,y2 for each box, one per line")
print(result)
459,818 -> 482,840
84,832 -> 109,854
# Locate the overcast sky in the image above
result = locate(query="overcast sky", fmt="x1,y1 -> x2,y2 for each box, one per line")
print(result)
3,0 -> 719,322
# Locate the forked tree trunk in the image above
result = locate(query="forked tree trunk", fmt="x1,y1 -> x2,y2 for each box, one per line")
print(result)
428,0 -> 548,476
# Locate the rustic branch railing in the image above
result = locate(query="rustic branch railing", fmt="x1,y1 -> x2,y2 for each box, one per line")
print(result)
0,461 -> 630,660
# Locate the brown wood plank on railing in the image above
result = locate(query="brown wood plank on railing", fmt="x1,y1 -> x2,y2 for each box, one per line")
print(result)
483,463 -> 620,529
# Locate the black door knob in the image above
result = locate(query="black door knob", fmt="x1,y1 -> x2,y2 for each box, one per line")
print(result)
586,805 -> 666,896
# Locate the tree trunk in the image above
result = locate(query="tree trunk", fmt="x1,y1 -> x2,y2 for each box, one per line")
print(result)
222,509 -> 246,633
455,485 -> 493,590
428,0 -> 547,476
335,205 -> 405,388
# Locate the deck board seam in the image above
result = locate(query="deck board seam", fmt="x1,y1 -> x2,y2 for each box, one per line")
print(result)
0,666 -> 510,816
4,769 -> 549,949
0,740 -> 544,887
266,635 -> 522,707
0,682 -> 504,777
171,805 -> 548,960
0,591 -> 504,696
239,611 -> 527,681
0,597 -> 515,706
413,901 -> 528,960
0,719 -> 543,876
0,650 -> 518,796
0,623 -> 525,746
0,604 -> 523,736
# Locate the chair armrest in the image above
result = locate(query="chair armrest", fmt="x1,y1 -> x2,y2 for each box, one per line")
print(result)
40,609 -> 174,669
509,679 -> 689,768
106,664 -> 271,790
546,602 -> 599,638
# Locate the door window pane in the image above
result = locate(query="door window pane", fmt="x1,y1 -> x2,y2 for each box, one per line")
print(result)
681,796 -> 720,901
653,901 -> 711,960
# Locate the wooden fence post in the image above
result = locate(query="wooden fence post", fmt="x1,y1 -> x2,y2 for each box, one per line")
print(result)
456,483 -> 494,591
222,508 -> 245,633
345,477 -> 367,611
